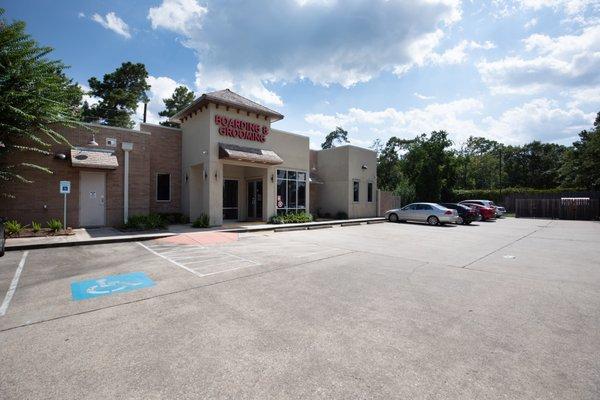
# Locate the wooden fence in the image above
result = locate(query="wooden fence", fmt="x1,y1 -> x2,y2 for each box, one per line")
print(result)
503,190 -> 600,212
515,198 -> 600,220
378,190 -> 402,216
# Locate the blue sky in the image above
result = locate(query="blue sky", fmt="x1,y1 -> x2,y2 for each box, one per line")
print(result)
5,0 -> 600,148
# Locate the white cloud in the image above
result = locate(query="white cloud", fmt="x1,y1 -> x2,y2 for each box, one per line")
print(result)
304,97 -> 594,146
485,98 -> 594,143
79,83 -> 99,107
78,12 -> 86,19
427,40 -> 495,66
148,0 -> 463,105
134,76 -> 191,125
494,0 -> 600,24
147,0 -> 207,36
414,92 -> 436,100
524,17 -> 538,29
305,98 -> 486,146
478,25 -> 600,93
92,12 -> 131,39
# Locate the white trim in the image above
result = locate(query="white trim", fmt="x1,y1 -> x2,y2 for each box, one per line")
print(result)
82,122 -> 151,135
156,173 -> 172,202
140,122 -> 182,132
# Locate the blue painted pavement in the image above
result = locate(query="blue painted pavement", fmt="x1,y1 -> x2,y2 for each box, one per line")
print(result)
71,271 -> 155,301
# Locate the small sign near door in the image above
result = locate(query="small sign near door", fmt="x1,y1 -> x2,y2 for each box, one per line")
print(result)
89,191 -> 97,199
59,181 -> 71,194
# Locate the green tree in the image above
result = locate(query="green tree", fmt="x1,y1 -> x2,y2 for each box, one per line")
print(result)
82,62 -> 150,128
559,111 -> 600,190
0,9 -> 83,196
399,131 -> 457,201
158,86 -> 195,128
376,137 -> 409,191
321,127 -> 349,149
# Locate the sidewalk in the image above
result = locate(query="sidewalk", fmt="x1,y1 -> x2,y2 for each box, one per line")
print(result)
4,217 -> 386,251
4,227 -> 175,251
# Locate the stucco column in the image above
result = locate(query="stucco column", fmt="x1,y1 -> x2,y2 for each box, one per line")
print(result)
122,142 -> 133,223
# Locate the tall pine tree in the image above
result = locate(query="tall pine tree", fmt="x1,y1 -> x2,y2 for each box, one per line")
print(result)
159,86 -> 195,128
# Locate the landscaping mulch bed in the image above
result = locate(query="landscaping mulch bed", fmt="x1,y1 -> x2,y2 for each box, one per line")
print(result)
7,228 -> 74,238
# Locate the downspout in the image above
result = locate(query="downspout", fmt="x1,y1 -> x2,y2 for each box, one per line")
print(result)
122,142 -> 133,223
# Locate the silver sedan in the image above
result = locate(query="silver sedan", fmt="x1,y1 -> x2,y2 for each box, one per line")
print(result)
385,202 -> 459,226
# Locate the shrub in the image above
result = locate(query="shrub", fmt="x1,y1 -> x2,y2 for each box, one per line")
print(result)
335,211 -> 348,220
146,213 -> 167,229
158,212 -> 189,224
269,212 -> 313,224
46,218 -> 63,233
31,221 -> 42,233
4,220 -> 23,237
192,213 -> 210,228
123,214 -> 167,230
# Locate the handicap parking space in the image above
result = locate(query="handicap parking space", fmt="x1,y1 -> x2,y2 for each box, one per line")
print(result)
0,242 -> 201,330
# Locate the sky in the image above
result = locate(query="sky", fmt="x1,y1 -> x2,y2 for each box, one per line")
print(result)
5,0 -> 600,149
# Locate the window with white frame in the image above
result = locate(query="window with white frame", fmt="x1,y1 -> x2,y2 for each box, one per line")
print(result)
277,169 -> 307,215
156,173 -> 171,201
353,180 -> 360,202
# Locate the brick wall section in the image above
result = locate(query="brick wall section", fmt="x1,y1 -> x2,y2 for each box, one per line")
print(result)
0,124 -> 152,227
141,123 -> 182,215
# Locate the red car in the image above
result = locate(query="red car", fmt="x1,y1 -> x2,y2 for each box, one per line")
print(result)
462,203 -> 495,221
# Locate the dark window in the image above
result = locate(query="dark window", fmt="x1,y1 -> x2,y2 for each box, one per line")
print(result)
287,180 -> 297,208
277,169 -> 307,213
223,180 -> 238,220
297,181 -> 306,207
156,174 -> 170,201
367,182 -> 373,202
353,181 -> 360,202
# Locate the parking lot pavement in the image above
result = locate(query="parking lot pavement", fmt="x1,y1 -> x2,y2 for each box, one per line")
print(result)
1,218 -> 599,399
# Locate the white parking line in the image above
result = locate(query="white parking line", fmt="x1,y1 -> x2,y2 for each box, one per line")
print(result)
138,242 -> 261,278
0,251 -> 29,317
137,242 -> 205,278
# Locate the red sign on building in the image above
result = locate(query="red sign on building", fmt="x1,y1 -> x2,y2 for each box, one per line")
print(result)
215,115 -> 269,142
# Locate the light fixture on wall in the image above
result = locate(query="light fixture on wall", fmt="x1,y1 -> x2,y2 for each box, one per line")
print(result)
361,164 -> 368,170
214,170 -> 218,180
270,173 -> 274,183
54,152 -> 67,160
185,173 -> 189,183
87,133 -> 98,147
203,170 -> 208,179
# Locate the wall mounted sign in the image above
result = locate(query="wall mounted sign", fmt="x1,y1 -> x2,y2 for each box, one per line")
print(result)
59,181 -> 71,194
215,115 -> 269,142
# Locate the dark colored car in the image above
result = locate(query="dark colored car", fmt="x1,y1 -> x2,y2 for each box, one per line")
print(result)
439,203 -> 480,225
461,203 -> 495,221
0,216 -> 5,257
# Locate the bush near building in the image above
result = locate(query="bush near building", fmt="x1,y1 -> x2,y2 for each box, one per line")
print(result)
269,212 -> 313,224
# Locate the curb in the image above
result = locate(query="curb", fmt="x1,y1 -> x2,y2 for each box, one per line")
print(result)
4,233 -> 176,251
224,217 -> 386,233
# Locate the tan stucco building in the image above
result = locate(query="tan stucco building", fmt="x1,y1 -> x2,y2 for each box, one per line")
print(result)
0,89 -> 378,227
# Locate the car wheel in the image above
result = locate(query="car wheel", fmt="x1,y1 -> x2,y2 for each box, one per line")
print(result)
388,213 -> 399,223
427,216 -> 439,226
456,216 -> 464,225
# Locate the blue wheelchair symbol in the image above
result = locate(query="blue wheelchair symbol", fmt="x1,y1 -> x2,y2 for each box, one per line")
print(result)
71,272 -> 155,301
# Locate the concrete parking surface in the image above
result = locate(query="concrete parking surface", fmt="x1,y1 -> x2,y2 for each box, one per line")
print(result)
1,218 -> 599,399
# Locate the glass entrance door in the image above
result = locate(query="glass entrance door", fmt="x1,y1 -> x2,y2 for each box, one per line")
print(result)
247,180 -> 263,220
223,179 -> 238,220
